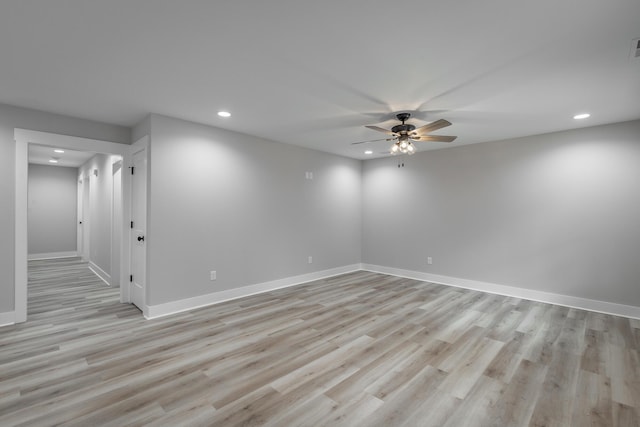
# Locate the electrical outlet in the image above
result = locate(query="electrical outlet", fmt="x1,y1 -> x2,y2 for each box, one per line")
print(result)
308,256 -> 313,264
427,257 -> 433,265
210,270 -> 217,281
305,171 -> 313,180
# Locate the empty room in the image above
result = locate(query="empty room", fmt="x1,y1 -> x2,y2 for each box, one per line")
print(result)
1,1 -> 639,426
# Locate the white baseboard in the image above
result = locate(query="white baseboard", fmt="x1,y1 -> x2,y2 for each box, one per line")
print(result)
146,264 -> 362,319
89,262 -> 112,287
0,311 -> 15,327
362,264 -> 640,320
28,251 -> 78,260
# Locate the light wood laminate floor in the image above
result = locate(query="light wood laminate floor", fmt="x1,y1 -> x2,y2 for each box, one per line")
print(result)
0,258 -> 638,426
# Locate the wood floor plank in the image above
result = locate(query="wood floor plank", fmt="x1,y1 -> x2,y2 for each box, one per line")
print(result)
612,402 -> 640,427
441,375 -> 507,427
0,257 -> 638,426
571,369 -> 613,427
484,359 -> 548,426
609,344 -> 640,407
322,392 -> 384,427
436,337 -> 504,400
529,350 -> 581,427
484,331 -> 526,383
359,365 -> 448,427
324,339 -> 421,404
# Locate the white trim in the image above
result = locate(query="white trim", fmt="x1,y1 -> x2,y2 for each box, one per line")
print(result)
28,251 -> 78,260
111,159 -> 123,292
0,311 -> 15,327
14,129 -> 133,323
362,264 -> 640,320
145,264 -> 361,319
14,139 -> 28,323
89,261 -> 112,287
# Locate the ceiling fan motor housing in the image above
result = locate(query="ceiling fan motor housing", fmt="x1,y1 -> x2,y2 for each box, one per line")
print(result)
391,123 -> 416,134
392,112 -> 415,134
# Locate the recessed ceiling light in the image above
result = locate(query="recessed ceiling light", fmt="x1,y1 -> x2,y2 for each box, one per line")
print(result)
573,113 -> 590,120
54,149 -> 65,153
49,159 -> 58,164
217,111 -> 231,118
364,150 -> 373,155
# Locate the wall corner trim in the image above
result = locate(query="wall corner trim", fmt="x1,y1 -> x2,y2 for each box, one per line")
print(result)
0,311 -> 16,327
88,262 -> 112,287
361,264 -> 640,320
145,264 -> 362,320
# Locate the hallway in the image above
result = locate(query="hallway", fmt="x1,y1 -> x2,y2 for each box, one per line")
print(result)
27,257 -> 127,318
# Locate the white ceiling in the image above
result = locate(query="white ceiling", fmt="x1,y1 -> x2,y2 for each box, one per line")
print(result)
1,1 -> 639,159
28,144 -> 95,167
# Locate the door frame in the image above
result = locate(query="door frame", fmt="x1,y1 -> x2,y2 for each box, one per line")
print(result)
79,171 -> 91,261
129,137 -> 149,311
111,159 -> 123,288
14,129 -> 135,323
77,174 -> 84,259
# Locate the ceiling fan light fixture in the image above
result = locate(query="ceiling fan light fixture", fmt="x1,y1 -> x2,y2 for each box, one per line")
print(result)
390,140 -> 415,155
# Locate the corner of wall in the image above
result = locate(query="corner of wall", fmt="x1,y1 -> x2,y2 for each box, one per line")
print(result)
0,311 -> 16,327
131,114 -> 152,144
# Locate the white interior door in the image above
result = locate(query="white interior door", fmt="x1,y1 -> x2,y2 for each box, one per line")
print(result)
130,148 -> 147,311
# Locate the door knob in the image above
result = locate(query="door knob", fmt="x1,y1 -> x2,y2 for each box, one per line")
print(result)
137,235 -> 145,242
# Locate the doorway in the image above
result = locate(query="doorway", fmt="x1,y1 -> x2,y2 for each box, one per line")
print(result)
15,129 -> 139,323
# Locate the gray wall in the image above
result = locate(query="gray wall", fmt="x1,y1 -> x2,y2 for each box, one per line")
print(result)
0,102 -> 130,313
362,120 -> 640,307
132,114 -> 151,143
79,154 -> 121,276
28,164 -> 78,255
147,115 -> 362,305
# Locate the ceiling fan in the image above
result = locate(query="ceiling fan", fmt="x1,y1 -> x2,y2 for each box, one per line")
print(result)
353,112 -> 457,155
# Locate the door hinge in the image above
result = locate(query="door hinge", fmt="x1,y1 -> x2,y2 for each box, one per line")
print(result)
130,274 -> 133,282
130,221 -> 134,229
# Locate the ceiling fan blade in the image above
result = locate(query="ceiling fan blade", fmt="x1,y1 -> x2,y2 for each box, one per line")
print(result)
413,135 -> 457,143
410,119 -> 452,136
351,137 -> 394,145
365,125 -> 396,136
